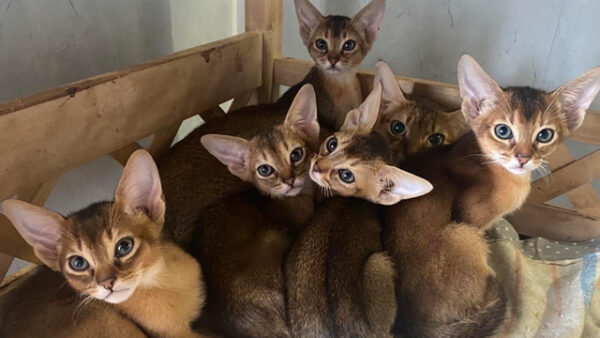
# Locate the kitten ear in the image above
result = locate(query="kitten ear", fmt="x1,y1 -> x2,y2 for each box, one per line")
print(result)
376,165 -> 433,205
115,150 -> 165,226
551,66 -> 600,132
284,84 -> 320,145
351,0 -> 385,45
294,0 -> 324,45
2,200 -> 64,271
201,134 -> 252,181
457,54 -> 504,121
341,82 -> 383,134
375,61 -> 407,111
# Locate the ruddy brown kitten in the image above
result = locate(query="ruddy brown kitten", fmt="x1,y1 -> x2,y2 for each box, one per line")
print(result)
3,150 -> 205,338
373,61 -> 469,162
285,84 -> 431,337
277,0 -> 385,131
192,85 -> 319,337
385,55 -> 600,337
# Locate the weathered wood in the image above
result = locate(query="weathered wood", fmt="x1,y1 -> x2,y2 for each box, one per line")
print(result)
110,142 -> 143,166
228,90 -> 256,112
0,252 -> 13,282
572,111 -> 600,146
148,122 -> 181,158
528,149 -> 600,205
0,215 -> 40,264
246,0 -> 282,103
272,57 -> 463,108
506,204 -> 600,242
0,32 -> 263,200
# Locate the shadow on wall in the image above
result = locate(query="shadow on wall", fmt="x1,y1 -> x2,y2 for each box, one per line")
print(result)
0,0 -> 173,102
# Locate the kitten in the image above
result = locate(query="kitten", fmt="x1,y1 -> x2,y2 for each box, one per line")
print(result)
373,61 -> 469,162
384,55 -> 600,337
3,150 -> 206,338
285,83 -> 432,337
192,84 -> 319,337
277,0 -> 385,131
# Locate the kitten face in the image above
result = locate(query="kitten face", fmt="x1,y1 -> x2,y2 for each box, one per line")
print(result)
458,55 -> 600,175
202,84 -> 320,198
309,83 -> 432,205
294,0 -> 384,75
3,150 -> 167,304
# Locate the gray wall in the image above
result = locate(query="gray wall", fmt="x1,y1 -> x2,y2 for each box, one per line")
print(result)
1,0 -> 235,275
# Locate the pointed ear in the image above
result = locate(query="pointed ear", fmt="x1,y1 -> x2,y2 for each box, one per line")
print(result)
552,66 -> 600,132
351,0 -> 385,45
375,61 -> 407,112
115,150 -> 165,226
285,84 -> 320,145
376,165 -> 433,205
341,82 -> 383,134
2,200 -> 64,270
457,54 -> 504,121
201,134 -> 252,181
294,0 -> 324,45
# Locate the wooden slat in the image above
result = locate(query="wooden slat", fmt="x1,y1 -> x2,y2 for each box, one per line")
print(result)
110,142 -> 143,166
0,252 -> 13,283
0,31 -> 263,200
272,57 -> 462,108
245,0 -> 282,104
0,215 -> 40,264
148,122 -> 181,158
506,204 -> 600,242
228,90 -> 256,112
528,149 -> 600,205
572,111 -> 600,146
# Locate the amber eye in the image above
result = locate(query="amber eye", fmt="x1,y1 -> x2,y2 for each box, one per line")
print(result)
428,133 -> 445,146
290,147 -> 304,163
115,237 -> 134,258
494,124 -> 513,140
536,128 -> 554,143
390,120 -> 406,135
338,169 -> 355,183
257,164 -> 274,177
326,137 -> 338,153
69,256 -> 89,272
315,39 -> 328,50
343,39 -> 356,51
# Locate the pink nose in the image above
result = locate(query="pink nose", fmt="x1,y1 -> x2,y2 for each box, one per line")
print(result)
516,153 -> 531,166
284,177 -> 295,187
98,277 -> 116,290
329,58 -> 339,66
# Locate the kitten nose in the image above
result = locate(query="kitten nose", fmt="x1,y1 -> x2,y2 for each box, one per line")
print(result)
515,153 -> 531,166
329,57 -> 340,66
312,161 -> 321,173
98,277 -> 116,290
284,177 -> 295,187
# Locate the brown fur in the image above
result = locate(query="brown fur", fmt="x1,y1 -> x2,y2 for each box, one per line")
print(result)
2,151 -> 206,337
384,55 -> 600,337
0,267 -> 146,338
277,0 -> 385,130
158,104 -> 286,249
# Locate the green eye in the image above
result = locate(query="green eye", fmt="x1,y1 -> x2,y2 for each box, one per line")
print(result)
536,128 -> 554,143
494,124 -> 513,140
315,39 -> 328,50
343,40 -> 356,51
428,133 -> 445,146
390,120 -> 406,135
115,237 -> 134,258
69,256 -> 89,272
290,147 -> 304,163
338,169 -> 355,183
257,165 -> 274,177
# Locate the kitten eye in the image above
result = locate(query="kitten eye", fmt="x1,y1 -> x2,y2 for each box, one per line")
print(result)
390,120 -> 406,136
69,256 -> 89,272
315,39 -> 328,51
494,124 -> 513,140
115,237 -> 134,258
257,165 -> 274,177
290,147 -> 304,163
536,128 -> 554,143
338,169 -> 355,183
428,133 -> 445,146
326,137 -> 338,153
343,39 -> 356,51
